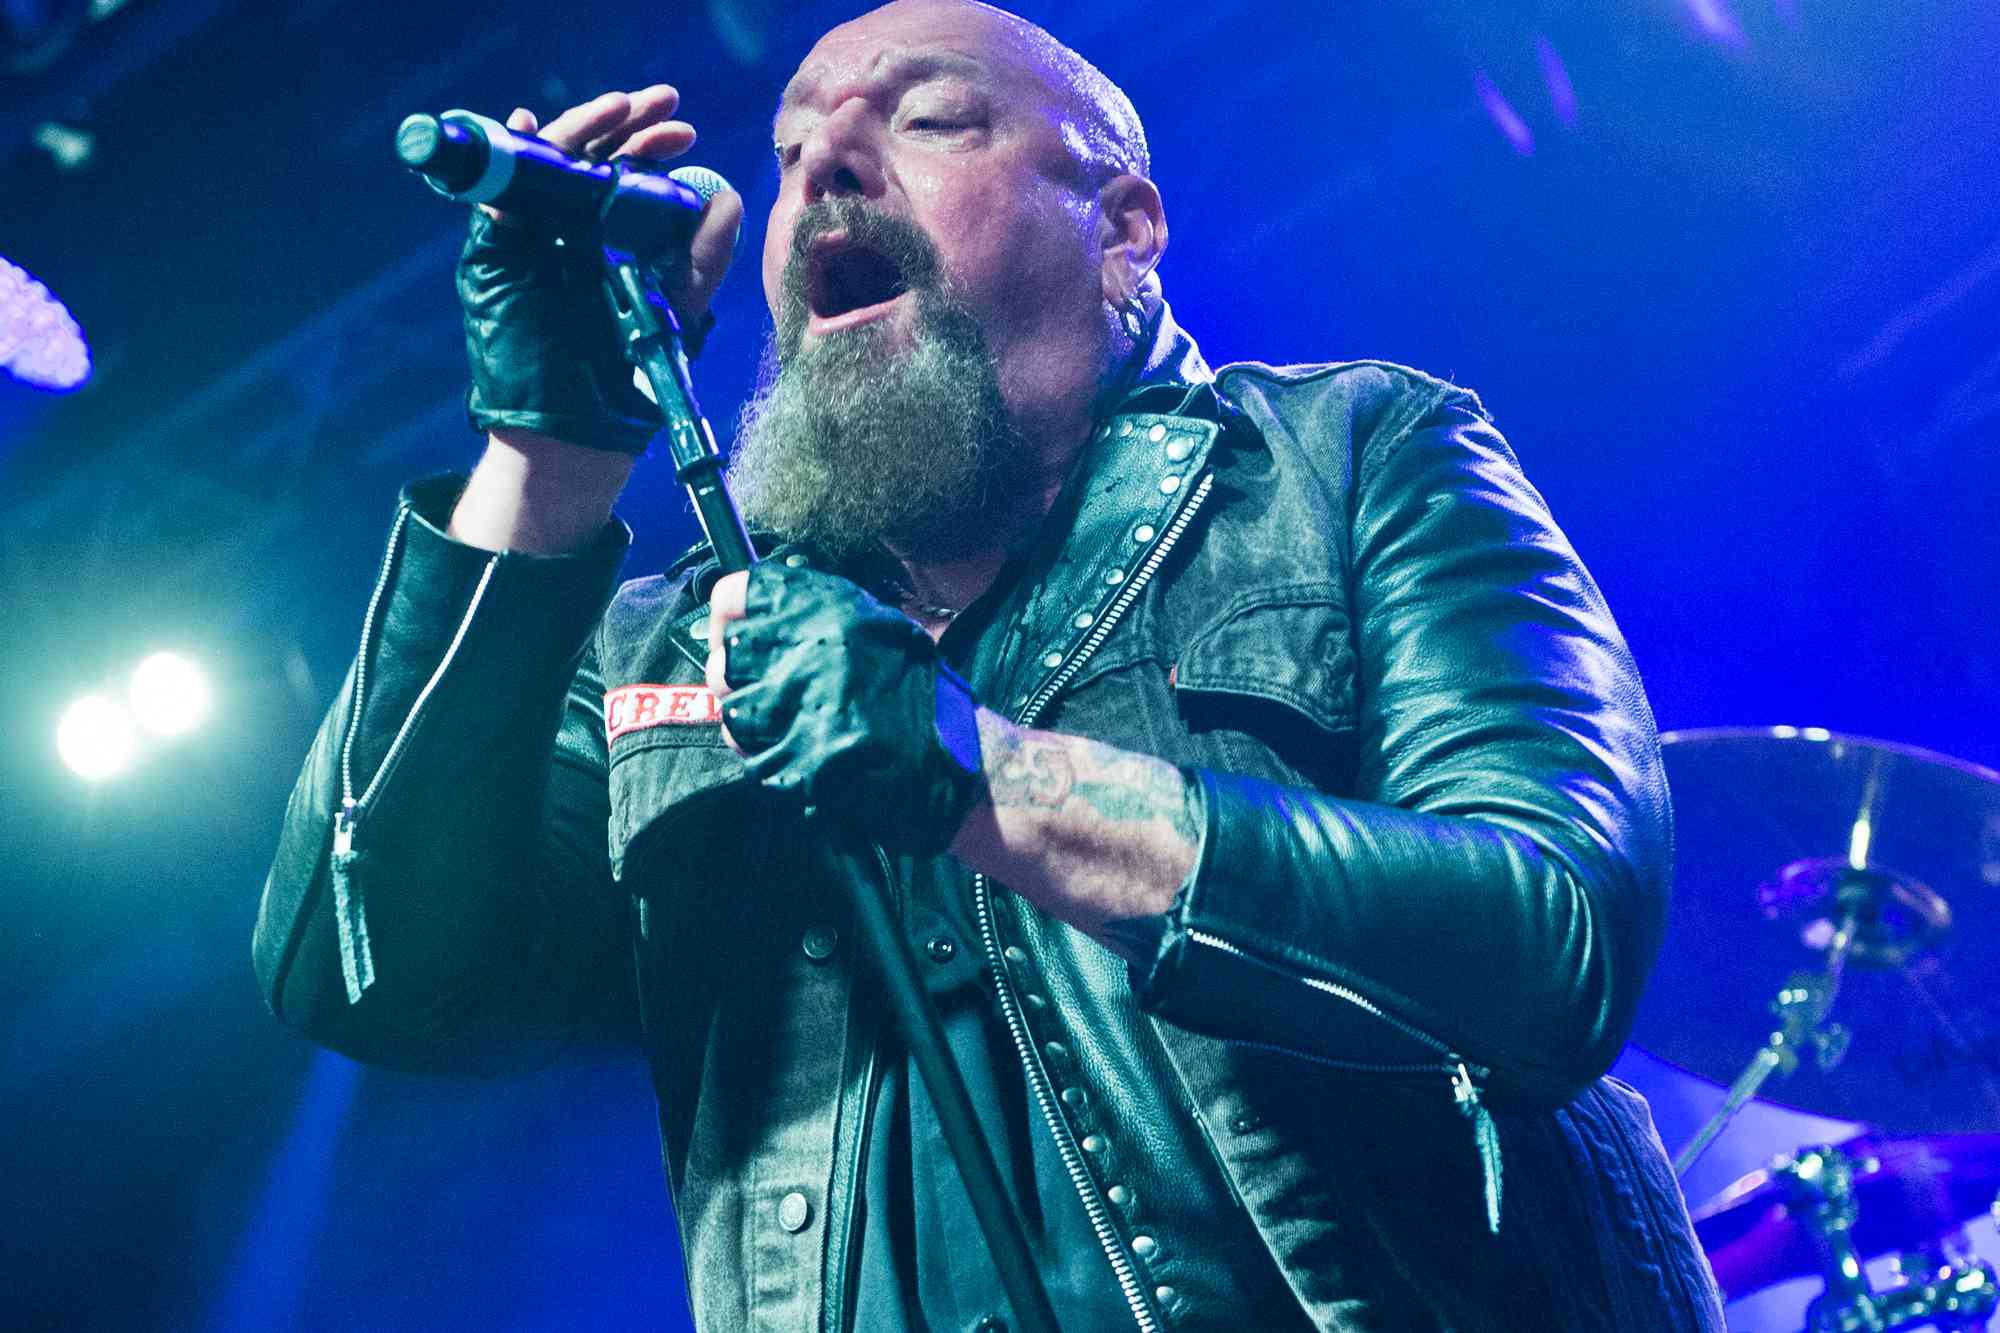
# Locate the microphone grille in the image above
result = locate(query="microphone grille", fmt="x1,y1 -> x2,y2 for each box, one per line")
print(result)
667,165 -> 733,205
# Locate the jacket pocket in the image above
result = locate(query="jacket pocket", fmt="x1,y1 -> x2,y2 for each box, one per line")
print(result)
1172,583 -> 1358,790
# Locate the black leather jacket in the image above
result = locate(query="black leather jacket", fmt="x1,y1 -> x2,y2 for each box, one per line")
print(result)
256,311 -> 1725,1330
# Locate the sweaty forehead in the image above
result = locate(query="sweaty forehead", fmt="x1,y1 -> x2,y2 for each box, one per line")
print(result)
774,2 -> 1146,181
777,3 -> 1050,115
779,47 -> 999,114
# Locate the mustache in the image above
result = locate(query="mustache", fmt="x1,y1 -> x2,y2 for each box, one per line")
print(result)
777,198 -> 944,352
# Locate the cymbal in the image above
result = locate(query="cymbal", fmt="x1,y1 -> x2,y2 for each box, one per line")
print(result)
1693,1134 -> 2000,1300
1631,726 -> 2000,1133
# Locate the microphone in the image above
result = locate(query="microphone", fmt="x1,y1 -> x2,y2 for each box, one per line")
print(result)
394,109 -> 730,240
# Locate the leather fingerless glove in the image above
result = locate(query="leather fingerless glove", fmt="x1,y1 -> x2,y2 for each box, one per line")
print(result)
722,563 -> 986,854
458,209 -> 695,456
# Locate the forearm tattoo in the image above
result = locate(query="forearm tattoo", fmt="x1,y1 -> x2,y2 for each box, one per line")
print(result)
986,723 -> 1075,809
973,714 -> 1203,959
981,714 -> 1201,852
1073,769 -> 1200,845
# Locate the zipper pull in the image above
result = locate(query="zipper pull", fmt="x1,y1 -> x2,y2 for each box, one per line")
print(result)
1451,1057 -> 1503,1234
330,799 -> 376,1003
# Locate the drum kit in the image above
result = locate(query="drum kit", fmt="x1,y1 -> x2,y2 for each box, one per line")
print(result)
1635,727 -> 2000,1331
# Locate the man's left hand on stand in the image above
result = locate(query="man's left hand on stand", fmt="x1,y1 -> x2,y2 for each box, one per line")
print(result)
705,564 -> 985,855
708,566 -> 1201,956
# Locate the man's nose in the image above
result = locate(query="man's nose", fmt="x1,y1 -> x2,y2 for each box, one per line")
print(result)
798,101 -> 886,203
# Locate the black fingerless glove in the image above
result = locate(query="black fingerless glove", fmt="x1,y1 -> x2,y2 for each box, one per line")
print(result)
722,563 -> 986,854
457,209 -> 709,456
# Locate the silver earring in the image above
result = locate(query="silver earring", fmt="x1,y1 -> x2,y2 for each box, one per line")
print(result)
1118,293 -> 1147,342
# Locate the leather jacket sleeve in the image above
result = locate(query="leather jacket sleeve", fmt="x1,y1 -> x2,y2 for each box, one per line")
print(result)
253,475 -> 636,1073
1134,392 -> 1671,1110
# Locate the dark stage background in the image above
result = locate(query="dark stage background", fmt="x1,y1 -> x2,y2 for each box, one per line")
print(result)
3,1 -> 1996,1329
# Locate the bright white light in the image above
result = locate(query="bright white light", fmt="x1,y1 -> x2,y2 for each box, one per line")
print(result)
57,695 -> 139,780
1847,815 -> 1873,870
128,651 -> 210,737
31,121 -> 95,172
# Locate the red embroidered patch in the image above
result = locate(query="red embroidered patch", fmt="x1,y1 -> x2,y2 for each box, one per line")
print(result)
605,684 -> 720,741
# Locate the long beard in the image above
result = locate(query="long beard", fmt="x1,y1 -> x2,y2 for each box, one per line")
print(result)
725,200 -> 1024,561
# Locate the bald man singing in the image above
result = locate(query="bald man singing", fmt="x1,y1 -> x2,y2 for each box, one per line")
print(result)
257,3 -> 1726,1328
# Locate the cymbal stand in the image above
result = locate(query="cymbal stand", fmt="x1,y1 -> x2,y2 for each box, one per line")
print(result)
1673,909 -> 1856,1176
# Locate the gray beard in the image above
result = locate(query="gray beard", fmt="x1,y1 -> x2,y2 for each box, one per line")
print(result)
725,207 -> 1025,562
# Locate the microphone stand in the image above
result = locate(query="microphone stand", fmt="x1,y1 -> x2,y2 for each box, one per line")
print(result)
596,180 -> 1062,1333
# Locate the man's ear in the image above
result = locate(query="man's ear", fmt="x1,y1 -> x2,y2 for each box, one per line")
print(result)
1096,173 -> 1167,305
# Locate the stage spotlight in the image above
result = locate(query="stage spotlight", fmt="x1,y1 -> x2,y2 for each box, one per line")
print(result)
57,695 -> 138,780
32,121 -> 96,172
128,651 -> 209,737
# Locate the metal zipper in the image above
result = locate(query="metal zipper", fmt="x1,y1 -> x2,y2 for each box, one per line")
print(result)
1018,473 -> 1214,723
1183,929 -> 1469,1065
1185,928 -> 1505,1233
971,470 -> 1216,1333
974,879 -> 1158,1332
336,506 -> 411,837
329,503 -> 500,1002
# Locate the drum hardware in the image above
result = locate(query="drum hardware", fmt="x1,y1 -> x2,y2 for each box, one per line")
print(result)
1635,727 -> 2000,1330
1671,907 -> 1858,1178
1636,727 -> 1999,1137
1671,856 -> 1947,1175
1873,1242 -> 2000,1333
1779,1144 -> 1997,1333
1694,1134 -> 2000,1311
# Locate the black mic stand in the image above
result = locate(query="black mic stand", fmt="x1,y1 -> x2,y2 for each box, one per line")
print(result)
596,179 -> 1063,1333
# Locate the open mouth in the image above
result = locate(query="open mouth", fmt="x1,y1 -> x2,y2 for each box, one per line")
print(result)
806,232 -> 908,324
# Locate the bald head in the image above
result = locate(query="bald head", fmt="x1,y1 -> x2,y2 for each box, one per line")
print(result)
787,0 -> 1149,186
